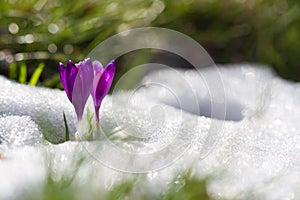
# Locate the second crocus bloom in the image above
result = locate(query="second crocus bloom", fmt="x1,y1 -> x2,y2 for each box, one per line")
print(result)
91,60 -> 115,123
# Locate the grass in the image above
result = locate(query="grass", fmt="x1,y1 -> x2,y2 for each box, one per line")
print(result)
9,61 -> 45,86
63,111 -> 70,141
23,163 -> 213,200
1,0 -> 300,83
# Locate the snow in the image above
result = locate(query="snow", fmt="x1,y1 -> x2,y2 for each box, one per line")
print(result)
0,64 -> 300,199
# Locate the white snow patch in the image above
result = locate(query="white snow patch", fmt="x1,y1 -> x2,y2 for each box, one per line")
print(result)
0,64 -> 299,199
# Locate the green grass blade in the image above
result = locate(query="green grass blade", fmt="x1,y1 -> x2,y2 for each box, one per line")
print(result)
29,63 -> 44,86
19,62 -> 27,83
8,62 -> 17,79
63,111 -> 70,141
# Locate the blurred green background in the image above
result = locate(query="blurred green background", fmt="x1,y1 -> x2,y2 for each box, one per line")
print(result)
1,0 -> 300,88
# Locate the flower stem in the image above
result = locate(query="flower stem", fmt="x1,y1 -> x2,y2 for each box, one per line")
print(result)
95,106 -> 100,124
75,120 -> 83,141
94,106 -> 101,139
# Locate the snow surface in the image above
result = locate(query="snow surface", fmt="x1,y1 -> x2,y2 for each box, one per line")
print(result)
0,64 -> 300,199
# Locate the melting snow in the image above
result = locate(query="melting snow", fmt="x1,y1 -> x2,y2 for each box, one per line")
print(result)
0,64 -> 300,199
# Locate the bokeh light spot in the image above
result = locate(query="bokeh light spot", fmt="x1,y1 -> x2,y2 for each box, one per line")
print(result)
63,44 -> 73,54
48,24 -> 59,34
15,53 -> 24,61
8,23 -> 19,34
24,34 -> 34,43
48,43 -> 57,53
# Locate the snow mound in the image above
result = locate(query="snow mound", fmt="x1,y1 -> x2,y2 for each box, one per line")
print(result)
1,64 -> 300,199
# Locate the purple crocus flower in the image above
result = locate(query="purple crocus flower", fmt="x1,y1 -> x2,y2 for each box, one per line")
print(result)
91,60 -> 115,122
59,58 -> 93,121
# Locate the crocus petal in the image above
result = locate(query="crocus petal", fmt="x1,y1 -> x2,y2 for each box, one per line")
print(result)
66,60 -> 78,102
93,60 -> 103,72
59,60 -> 78,102
92,60 -> 115,108
78,58 -> 94,102
72,58 -> 94,121
59,62 -> 68,98
92,61 -> 104,99
72,73 -> 84,121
